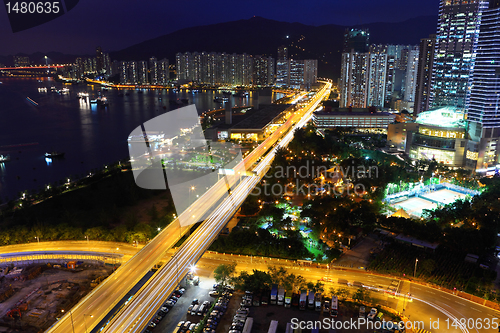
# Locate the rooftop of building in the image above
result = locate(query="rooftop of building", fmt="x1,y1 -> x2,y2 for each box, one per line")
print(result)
211,104 -> 290,131
416,106 -> 466,129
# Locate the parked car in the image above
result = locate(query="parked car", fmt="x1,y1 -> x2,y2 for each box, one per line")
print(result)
192,299 -> 199,305
367,308 -> 378,320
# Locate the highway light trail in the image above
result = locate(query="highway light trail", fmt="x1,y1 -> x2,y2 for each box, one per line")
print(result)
47,82 -> 331,333
102,82 -> 331,333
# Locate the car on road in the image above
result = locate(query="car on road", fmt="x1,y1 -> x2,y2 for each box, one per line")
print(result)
192,298 -> 199,305
148,322 -> 156,329
367,308 -> 378,320
209,291 -> 219,297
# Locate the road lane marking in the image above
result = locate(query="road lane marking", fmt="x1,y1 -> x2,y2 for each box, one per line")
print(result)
455,301 -> 466,306
442,296 -> 451,300
471,308 -> 481,312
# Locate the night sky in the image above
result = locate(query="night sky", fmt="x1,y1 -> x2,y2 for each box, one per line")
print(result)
1,0 -> 439,55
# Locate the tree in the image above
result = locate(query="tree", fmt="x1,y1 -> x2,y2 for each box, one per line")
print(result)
268,266 -> 288,285
214,263 -> 237,286
352,288 -> 369,302
283,273 -> 305,292
331,287 -> 350,301
421,259 -> 436,275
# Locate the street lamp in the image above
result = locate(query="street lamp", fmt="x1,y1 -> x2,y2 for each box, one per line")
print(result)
61,309 -> 75,333
189,186 -> 195,202
35,236 -> 39,244
85,235 -> 89,246
83,314 -> 93,333
414,258 -> 418,278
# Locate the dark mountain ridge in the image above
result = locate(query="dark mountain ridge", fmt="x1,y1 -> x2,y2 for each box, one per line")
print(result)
110,15 -> 437,79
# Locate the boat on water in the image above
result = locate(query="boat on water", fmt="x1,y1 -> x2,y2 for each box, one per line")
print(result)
0,155 -> 10,162
78,92 -> 89,98
38,87 -> 47,92
90,96 -> 108,106
233,91 -> 249,97
214,96 -> 229,103
45,151 -> 65,158
97,96 -> 109,106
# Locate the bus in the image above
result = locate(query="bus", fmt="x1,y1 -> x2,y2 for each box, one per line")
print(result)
268,320 -> 279,333
330,296 -> 338,317
242,317 -> 253,333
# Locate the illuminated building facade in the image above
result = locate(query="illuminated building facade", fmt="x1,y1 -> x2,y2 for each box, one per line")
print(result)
13,56 -> 30,67
176,52 -> 256,86
340,51 -> 369,108
467,0 -> 500,170
138,61 -> 148,85
312,108 -> 396,132
404,47 -> 419,103
430,0 -> 488,110
367,45 -> 388,108
303,60 -> 318,90
409,106 -> 467,167
414,35 -> 436,114
276,45 -> 289,87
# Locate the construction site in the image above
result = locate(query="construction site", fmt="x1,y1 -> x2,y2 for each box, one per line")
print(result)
0,263 -> 113,333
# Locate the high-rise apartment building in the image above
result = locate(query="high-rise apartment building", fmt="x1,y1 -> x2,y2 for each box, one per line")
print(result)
276,45 -> 289,87
96,46 -> 104,73
149,57 -> 158,84
367,45 -> 388,108
13,56 -> 30,67
288,59 -> 304,89
128,61 -> 138,84
303,59 -> 318,90
119,61 -> 128,84
466,0 -> 500,169
158,58 -> 169,84
175,52 -> 266,86
430,0 -> 488,110
414,35 -> 436,114
340,51 -> 369,108
404,47 -> 419,103
253,55 -> 274,86
138,61 -> 148,84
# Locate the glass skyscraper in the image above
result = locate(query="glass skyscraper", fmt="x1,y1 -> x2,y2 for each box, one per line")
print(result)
466,0 -> 500,169
430,0 -> 489,110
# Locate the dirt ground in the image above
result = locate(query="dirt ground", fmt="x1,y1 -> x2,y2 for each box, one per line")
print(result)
0,264 -> 112,333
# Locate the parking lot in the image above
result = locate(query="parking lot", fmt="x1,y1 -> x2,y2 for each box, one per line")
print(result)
144,275 -> 400,333
150,277 -> 215,333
